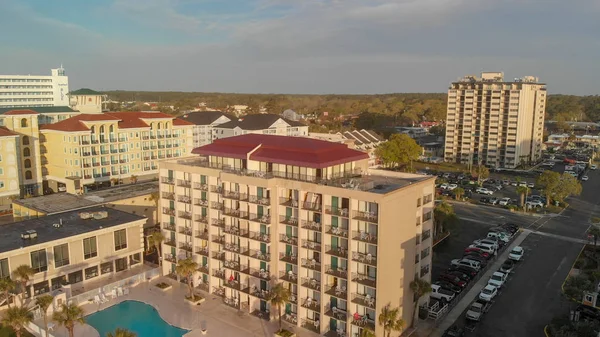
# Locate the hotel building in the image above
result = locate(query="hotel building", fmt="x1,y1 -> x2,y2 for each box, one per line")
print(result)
159,134 -> 434,337
444,72 -> 546,168
0,207 -> 145,307
0,67 -> 69,108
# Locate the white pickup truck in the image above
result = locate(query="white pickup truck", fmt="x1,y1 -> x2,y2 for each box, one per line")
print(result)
430,284 -> 456,303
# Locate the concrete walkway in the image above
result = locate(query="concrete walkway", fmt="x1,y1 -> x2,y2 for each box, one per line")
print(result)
428,230 -> 532,337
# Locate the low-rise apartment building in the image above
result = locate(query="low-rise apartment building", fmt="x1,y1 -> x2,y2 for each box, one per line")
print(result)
159,134 -> 434,337
0,207 -> 145,307
213,114 -> 308,139
179,111 -> 235,148
39,111 -> 194,192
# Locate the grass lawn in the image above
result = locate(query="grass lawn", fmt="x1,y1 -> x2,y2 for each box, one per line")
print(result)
0,325 -> 34,337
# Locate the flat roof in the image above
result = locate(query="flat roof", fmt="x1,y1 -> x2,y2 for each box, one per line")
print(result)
0,206 -> 144,254
14,181 -> 158,214
329,171 -> 433,194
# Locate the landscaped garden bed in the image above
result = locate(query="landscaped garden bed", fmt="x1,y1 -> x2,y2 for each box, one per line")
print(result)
155,282 -> 172,291
185,294 -> 205,305
274,329 -> 296,337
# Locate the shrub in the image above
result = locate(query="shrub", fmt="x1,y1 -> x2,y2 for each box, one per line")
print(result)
275,329 -> 295,337
155,282 -> 170,289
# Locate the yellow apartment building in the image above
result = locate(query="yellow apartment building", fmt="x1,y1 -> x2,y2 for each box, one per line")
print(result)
0,206 -> 145,307
39,111 -> 194,193
159,134 -> 435,337
68,88 -> 106,114
0,127 -> 20,210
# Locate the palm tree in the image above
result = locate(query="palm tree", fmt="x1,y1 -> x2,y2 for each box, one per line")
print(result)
378,304 -> 405,337
452,187 -> 465,200
13,265 -> 34,304
0,277 -> 15,308
267,283 -> 290,331
2,305 -> 33,337
107,328 -> 137,337
149,191 -> 160,207
516,186 -> 529,208
433,201 -> 459,239
409,279 -> 432,328
52,302 -> 85,337
35,294 -> 54,337
589,226 -> 600,246
360,328 -> 376,337
175,258 -> 198,301
148,231 -> 165,266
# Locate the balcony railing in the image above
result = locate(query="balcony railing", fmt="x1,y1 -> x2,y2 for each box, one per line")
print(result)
249,249 -> 270,262
301,258 -> 321,271
211,218 -> 225,228
351,252 -> 377,266
164,254 -> 177,263
212,269 -> 225,279
351,273 -> 377,288
279,216 -> 298,227
325,284 -> 347,299
162,222 -> 176,231
195,230 -> 208,240
324,205 -> 349,217
353,210 -> 378,223
249,213 -> 271,224
301,277 -> 321,291
178,211 -> 192,220
195,246 -> 209,256
325,306 -> 347,322
194,182 -> 208,191
177,180 -> 191,187
279,252 -> 297,264
279,234 -> 298,245
161,177 -> 175,185
301,220 -> 321,231
164,239 -> 176,247
197,264 -> 209,275
249,231 -> 271,243
223,243 -> 242,254
223,190 -> 248,201
352,231 -> 378,245
325,226 -> 348,238
248,267 -> 270,281
210,202 -> 224,211
224,259 -> 242,272
301,318 -> 321,334
177,196 -> 191,204
194,215 -> 208,224
210,185 -> 223,194
212,235 -> 225,245
351,315 -> 375,331
325,245 -> 348,258
162,208 -> 175,216
279,270 -> 298,283
301,239 -> 321,251
351,293 -> 376,308
212,252 -> 225,262
178,226 -> 192,236
301,297 -> 321,312
325,265 -> 347,279
248,195 -> 270,206
279,197 -> 299,207
302,202 -> 322,212
194,198 -> 209,207
179,243 -> 192,252
223,208 -> 249,219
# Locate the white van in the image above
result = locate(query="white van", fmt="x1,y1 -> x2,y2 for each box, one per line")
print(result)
456,259 -> 481,270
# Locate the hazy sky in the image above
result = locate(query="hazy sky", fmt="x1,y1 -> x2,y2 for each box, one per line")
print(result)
0,0 -> 598,94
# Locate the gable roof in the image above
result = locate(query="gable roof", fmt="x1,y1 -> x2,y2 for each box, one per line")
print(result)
40,114 -> 121,132
3,109 -> 39,116
215,114 -> 305,130
0,106 -> 77,115
192,134 -> 368,168
40,111 -> 193,132
179,111 -> 235,126
0,127 -> 18,137
69,88 -> 104,96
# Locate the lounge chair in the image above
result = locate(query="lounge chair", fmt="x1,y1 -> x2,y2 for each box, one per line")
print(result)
100,294 -> 109,303
117,287 -> 123,297
93,295 -> 101,304
123,287 -> 129,295
109,289 -> 117,299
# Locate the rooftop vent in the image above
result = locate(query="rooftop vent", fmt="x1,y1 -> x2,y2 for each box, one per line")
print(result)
79,211 -> 108,220
21,230 -> 38,240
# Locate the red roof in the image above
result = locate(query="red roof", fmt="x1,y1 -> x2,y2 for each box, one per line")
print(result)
192,134 -> 369,168
40,114 -> 120,132
3,110 -> 39,115
40,111 -> 192,131
0,127 -> 18,137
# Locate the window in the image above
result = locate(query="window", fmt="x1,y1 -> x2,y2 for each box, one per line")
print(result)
53,244 -> 70,267
129,253 -> 141,266
25,171 -> 32,180
20,118 -> 28,127
115,257 -> 127,272
67,270 -> 83,284
22,136 -> 29,146
24,159 -> 31,168
33,280 -> 49,295
422,229 -> 431,241
0,258 -> 8,278
417,198 -> 421,207
23,148 -> 30,157
30,249 -> 48,273
114,229 -> 127,250
85,266 -> 99,280
101,262 -> 113,274
51,276 -> 66,290
83,237 -> 97,259
423,211 -> 432,221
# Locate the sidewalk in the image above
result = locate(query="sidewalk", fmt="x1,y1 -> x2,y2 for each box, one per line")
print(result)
427,230 -> 531,337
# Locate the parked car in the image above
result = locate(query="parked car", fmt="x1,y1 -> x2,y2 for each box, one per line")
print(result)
519,182 -> 528,187
465,300 -> 491,321
449,265 -> 478,278
446,270 -> 473,282
576,305 -> 600,321
479,196 -> 491,204
448,183 -> 458,190
500,223 -> 519,234
462,254 -> 488,266
591,165 -> 597,170
431,284 -> 456,302
451,259 -> 482,271
434,281 -> 462,294
526,200 -> 544,208
442,326 -> 465,337
527,182 -> 535,188
488,197 -> 499,205
479,284 -> 498,302
488,271 -> 508,289
468,244 -> 495,255
438,274 -> 467,288
489,226 -> 513,237
500,260 -> 515,274
502,179 -> 510,185
509,246 -> 524,261
487,231 -> 510,243
582,175 -> 589,181
498,197 -> 511,206
476,187 -> 494,195
464,247 -> 491,259
473,239 -> 499,250
440,183 -> 449,189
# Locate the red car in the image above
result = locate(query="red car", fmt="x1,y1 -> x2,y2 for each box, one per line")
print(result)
464,247 -> 490,259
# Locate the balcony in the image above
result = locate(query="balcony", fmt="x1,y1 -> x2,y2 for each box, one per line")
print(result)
324,306 -> 347,322
301,297 -> 321,313
325,265 -> 347,279
223,190 -> 248,201
279,197 -> 299,207
324,205 -> 349,217
212,235 -> 225,245
177,196 -> 191,204
162,208 -> 175,216
249,213 -> 271,224
164,239 -> 176,247
301,239 -> 321,251
279,270 -> 298,283
194,215 -> 208,224
161,177 -> 175,185
178,226 -> 192,236
212,268 -> 225,279
223,243 -> 241,254
301,277 -> 321,291
302,202 -> 322,212
353,210 -> 378,223
325,226 -> 348,238
351,273 -> 376,288
301,258 -> 321,272
164,254 -> 177,263
351,252 -> 377,266
351,315 -> 375,331
223,208 -> 249,219
224,259 -> 242,272
210,186 -> 223,194
211,218 -> 225,228
279,252 -> 297,264
195,230 -> 209,240
248,267 -> 270,281
194,198 -> 209,207
178,211 -> 192,220
301,318 -> 321,334
210,202 -> 224,211
301,220 -> 321,231
282,313 -> 298,325
248,195 -> 270,206
177,180 -> 191,188
352,231 -> 378,245
179,243 -> 192,252
212,251 -> 225,262
325,245 -> 348,258
195,246 -> 209,257
325,284 -> 347,299
224,279 -> 241,291
162,222 -> 176,231
351,293 -> 376,309
279,234 -> 298,245
279,216 -> 298,227
249,249 -> 270,262
249,231 -> 271,243
194,182 -> 208,191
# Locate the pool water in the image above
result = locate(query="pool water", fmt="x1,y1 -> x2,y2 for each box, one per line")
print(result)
86,300 -> 190,337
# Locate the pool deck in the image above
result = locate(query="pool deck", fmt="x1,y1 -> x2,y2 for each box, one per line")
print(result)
40,277 -> 320,337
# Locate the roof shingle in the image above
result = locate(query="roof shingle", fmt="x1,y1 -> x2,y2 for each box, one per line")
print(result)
215,114 -> 305,130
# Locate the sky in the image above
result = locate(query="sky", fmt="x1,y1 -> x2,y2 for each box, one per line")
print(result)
0,0 -> 598,95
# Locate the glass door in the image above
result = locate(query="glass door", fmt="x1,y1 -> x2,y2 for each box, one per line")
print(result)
331,196 -> 339,210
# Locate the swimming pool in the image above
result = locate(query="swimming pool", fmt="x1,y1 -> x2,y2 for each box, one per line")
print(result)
86,300 -> 190,337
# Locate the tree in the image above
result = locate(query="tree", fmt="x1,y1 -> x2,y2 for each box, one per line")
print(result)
0,278 -> 15,308
35,294 -> 54,337
589,226 -> 600,247
452,187 -> 465,200
149,191 -> 160,208
474,165 -> 489,185
378,304 -> 405,337
1,305 -> 33,337
148,231 -> 165,266
13,265 -> 34,304
428,125 -> 445,137
267,283 -> 290,331
130,175 -> 138,184
563,275 -> 595,301
409,279 -> 432,328
433,201 -> 459,238
107,328 -> 137,337
175,258 -> 198,301
360,328 -> 376,337
52,302 -> 85,337
375,134 -> 422,170
536,171 -> 582,205
515,186 -> 529,208
536,171 -> 561,206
